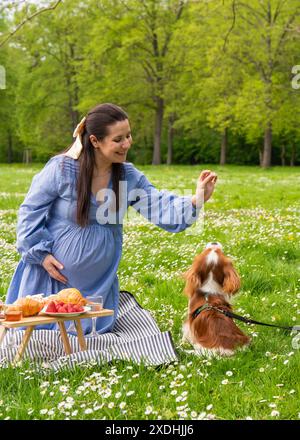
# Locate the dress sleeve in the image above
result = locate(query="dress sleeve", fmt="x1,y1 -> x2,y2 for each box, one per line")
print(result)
16,156 -> 61,265
129,172 -> 201,233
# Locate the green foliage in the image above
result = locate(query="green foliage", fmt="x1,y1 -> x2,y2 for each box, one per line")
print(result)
0,0 -> 300,165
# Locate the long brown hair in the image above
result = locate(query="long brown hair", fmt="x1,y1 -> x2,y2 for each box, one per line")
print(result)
64,103 -> 128,227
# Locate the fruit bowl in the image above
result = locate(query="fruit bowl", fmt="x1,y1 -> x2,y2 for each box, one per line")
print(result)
40,300 -> 90,317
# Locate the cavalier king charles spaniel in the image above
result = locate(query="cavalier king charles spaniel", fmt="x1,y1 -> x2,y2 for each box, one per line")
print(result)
182,242 -> 250,357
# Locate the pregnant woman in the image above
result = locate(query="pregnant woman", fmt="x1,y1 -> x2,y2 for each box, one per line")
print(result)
4,103 -> 217,368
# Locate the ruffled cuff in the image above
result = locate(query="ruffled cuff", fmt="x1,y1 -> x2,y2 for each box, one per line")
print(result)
180,196 -> 201,227
20,240 -> 53,265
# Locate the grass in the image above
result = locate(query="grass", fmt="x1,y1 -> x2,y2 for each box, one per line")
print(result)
0,163 -> 299,420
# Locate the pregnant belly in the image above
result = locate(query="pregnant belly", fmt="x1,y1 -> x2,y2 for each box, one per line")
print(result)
50,224 -> 116,286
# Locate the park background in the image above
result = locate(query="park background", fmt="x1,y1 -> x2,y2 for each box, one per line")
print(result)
1,0 -> 300,167
0,0 -> 299,421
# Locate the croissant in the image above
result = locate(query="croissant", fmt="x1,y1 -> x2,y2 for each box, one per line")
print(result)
56,288 -> 87,306
14,296 -> 44,317
44,294 -> 59,303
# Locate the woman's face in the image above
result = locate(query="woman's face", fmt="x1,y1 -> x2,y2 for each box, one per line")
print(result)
91,119 -> 132,164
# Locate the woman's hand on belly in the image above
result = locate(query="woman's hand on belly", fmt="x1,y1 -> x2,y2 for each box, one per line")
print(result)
42,254 -> 68,284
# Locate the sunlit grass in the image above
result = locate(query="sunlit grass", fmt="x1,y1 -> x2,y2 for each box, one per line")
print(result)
0,163 -> 299,420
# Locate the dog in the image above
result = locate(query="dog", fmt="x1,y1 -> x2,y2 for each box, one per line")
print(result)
182,242 -> 250,357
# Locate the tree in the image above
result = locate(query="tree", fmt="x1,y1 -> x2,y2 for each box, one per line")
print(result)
77,0 -> 187,165
11,1 -> 88,158
164,0 -> 242,165
138,0 -> 186,165
229,0 -> 300,167
0,12 -> 24,162
0,0 -> 62,49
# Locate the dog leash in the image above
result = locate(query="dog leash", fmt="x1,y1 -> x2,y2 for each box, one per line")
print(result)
192,304 -> 299,332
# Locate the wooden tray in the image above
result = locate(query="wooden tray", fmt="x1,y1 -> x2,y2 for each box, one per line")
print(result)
0,308 -> 114,364
0,308 -> 113,328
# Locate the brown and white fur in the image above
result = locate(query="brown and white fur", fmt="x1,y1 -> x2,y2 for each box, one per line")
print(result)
182,242 -> 250,357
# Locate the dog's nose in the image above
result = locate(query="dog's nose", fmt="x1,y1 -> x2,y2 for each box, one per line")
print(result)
205,242 -> 222,250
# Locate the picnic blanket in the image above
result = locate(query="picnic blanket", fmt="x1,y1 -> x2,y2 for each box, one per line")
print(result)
0,291 -> 178,370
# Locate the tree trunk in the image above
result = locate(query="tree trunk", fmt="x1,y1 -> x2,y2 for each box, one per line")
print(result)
152,97 -> 164,165
262,123 -> 272,168
66,76 -> 79,131
259,149 -> 263,166
167,114 -> 175,165
70,107 -> 79,131
290,144 -> 295,166
7,129 -> 13,163
220,127 -> 228,165
67,43 -> 79,132
280,145 -> 286,166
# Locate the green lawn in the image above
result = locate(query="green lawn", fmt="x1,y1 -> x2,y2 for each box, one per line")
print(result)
0,163 -> 299,420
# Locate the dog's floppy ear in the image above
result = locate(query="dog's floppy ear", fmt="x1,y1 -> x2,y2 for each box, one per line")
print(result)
183,267 -> 201,297
183,255 -> 204,297
222,261 -> 241,294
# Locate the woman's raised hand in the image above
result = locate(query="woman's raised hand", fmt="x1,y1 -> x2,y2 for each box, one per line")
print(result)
42,254 -> 68,285
192,170 -> 218,207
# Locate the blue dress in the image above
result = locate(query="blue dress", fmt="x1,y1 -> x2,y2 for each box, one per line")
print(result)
6,155 -> 199,335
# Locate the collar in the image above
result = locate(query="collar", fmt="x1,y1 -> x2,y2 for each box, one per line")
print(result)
191,302 -> 230,320
191,303 -> 213,320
